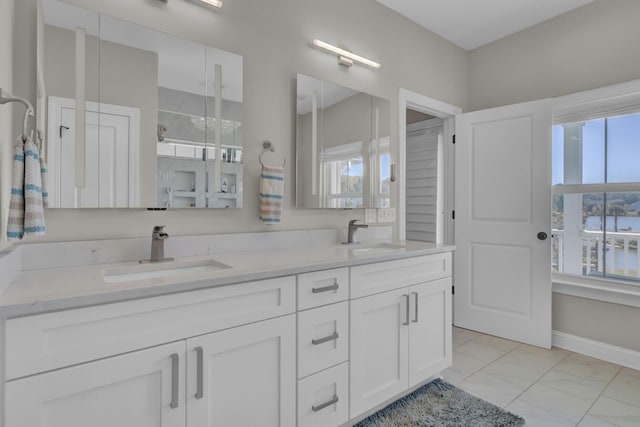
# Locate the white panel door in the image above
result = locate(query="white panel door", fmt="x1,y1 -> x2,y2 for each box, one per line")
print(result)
186,315 -> 296,427
5,341 -> 186,427
350,288 -> 409,418
455,99 -> 552,348
408,279 -> 452,387
48,97 -> 138,208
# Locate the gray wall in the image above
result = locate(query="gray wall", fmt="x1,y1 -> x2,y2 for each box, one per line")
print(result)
12,0 -> 468,241
469,0 -> 640,352
469,0 -> 640,110
0,0 -> 14,249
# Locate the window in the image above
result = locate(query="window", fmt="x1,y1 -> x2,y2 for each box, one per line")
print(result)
552,113 -> 640,283
320,142 -> 364,208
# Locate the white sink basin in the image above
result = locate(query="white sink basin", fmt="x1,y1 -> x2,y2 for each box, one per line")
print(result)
348,243 -> 406,256
103,259 -> 231,283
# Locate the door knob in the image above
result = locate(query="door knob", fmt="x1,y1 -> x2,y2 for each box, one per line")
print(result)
537,232 -> 548,241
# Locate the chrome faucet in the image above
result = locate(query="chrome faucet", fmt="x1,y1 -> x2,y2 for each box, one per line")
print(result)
345,219 -> 369,244
140,225 -> 174,263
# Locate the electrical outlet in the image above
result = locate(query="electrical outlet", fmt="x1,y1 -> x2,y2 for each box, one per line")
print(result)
377,208 -> 396,223
365,209 -> 377,224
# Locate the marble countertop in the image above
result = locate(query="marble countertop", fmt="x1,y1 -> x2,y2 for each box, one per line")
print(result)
0,240 -> 454,317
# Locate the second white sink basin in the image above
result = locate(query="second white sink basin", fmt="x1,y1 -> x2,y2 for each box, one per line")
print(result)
103,259 -> 231,283
348,243 -> 406,256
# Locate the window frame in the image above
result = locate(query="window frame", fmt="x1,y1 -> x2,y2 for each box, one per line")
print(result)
551,79 -> 640,308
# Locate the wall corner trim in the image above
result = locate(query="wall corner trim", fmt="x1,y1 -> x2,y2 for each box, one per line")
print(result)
552,330 -> 640,371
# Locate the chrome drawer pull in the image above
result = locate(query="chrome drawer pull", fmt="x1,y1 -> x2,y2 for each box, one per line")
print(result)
312,282 -> 339,293
412,292 -> 419,323
195,346 -> 204,399
170,353 -> 179,409
312,395 -> 339,412
312,331 -> 339,345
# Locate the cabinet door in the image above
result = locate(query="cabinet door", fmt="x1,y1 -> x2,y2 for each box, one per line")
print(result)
408,278 -> 452,388
186,315 -> 296,427
350,288 -> 409,418
5,341 -> 186,427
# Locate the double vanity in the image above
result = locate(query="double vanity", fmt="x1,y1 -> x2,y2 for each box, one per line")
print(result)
0,231 -> 453,427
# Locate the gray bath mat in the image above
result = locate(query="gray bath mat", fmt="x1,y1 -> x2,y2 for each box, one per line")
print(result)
355,378 -> 525,427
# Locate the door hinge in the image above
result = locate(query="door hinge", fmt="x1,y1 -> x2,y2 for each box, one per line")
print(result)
452,285 -> 455,295
452,210 -> 455,220
452,134 -> 456,144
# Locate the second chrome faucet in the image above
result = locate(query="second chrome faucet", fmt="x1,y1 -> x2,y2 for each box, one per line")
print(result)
344,219 -> 368,245
140,225 -> 174,263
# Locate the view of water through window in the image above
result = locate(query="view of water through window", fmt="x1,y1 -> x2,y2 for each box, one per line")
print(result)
552,113 -> 640,282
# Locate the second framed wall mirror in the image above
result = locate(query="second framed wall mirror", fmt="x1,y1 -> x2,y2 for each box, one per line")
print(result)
295,74 -> 391,209
38,0 -> 243,209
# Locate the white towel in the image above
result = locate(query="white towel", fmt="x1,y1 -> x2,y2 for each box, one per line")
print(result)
259,165 -> 284,224
7,137 -> 46,241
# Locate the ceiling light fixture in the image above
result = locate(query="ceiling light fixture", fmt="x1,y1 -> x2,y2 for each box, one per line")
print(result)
311,39 -> 381,69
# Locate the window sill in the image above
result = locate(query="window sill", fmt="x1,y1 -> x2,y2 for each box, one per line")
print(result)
553,273 -> 640,308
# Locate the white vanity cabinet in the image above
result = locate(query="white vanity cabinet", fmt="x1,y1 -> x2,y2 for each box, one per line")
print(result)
2,248 -> 454,427
349,254 -> 453,419
3,276 -> 297,427
5,341 -> 188,427
296,268 -> 350,427
186,315 -> 296,427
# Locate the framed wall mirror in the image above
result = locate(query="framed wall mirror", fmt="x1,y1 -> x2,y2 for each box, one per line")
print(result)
38,0 -> 243,209
296,74 -> 391,209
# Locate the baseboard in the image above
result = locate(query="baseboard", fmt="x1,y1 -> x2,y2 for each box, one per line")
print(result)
552,330 -> 640,371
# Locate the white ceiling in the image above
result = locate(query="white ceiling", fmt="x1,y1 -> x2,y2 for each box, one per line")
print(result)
377,0 -> 596,50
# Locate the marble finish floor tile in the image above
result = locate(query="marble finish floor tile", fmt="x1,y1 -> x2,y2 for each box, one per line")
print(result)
538,368 -> 611,401
603,367 -> 640,408
459,371 -> 525,407
506,399 -> 575,427
553,353 -> 621,383
472,334 -> 521,353
452,326 -> 481,346
587,395 -> 640,426
578,415 -> 619,426
481,357 -> 544,388
498,343 -> 569,373
442,349 -> 490,382
454,338 -> 511,363
519,383 -> 594,423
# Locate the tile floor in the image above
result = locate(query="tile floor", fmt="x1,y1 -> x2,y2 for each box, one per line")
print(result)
442,327 -> 640,426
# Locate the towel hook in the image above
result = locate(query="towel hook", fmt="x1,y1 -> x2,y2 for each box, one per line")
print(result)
0,88 -> 34,139
259,141 -> 286,167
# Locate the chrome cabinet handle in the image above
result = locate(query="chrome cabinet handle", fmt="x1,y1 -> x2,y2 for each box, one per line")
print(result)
412,292 -> 419,323
194,346 -> 204,399
312,282 -> 339,293
312,395 -> 339,412
312,331 -> 339,345
403,294 -> 410,326
170,353 -> 179,409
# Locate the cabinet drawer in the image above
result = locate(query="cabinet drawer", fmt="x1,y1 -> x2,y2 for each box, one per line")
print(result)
5,276 -> 295,380
298,362 -> 349,427
350,253 -> 451,298
298,268 -> 348,310
298,301 -> 349,378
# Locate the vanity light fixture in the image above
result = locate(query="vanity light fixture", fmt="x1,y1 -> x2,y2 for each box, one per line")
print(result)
199,0 -> 223,8
157,0 -> 222,8
311,39 -> 381,69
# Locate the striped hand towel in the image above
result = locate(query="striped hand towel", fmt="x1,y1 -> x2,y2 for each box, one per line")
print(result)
7,137 -> 46,241
259,165 -> 284,224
